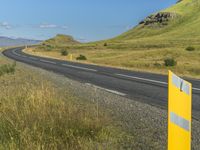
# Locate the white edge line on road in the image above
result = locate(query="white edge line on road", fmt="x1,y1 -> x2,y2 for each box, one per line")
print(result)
116,73 -> 167,85
193,87 -> 200,91
12,50 -> 22,57
116,73 -> 200,91
39,59 -> 56,64
62,64 -> 97,72
12,49 -> 28,58
85,83 -> 126,96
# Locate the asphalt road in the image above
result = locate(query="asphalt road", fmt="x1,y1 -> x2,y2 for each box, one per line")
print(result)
3,47 -> 200,120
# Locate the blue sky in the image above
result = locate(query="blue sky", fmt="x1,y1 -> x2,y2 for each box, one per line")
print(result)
0,0 -> 177,41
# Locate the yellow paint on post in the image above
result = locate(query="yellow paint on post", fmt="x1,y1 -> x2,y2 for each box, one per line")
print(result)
168,71 -> 192,150
69,54 -> 73,61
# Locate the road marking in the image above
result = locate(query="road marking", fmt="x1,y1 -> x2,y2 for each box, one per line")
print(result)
12,49 -> 28,58
85,83 -> 126,96
62,64 -> 97,72
116,73 -> 200,92
116,73 -> 167,85
193,87 -> 200,91
12,50 -> 22,57
39,59 -> 56,64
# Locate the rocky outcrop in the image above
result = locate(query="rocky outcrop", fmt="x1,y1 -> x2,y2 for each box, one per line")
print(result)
139,12 -> 178,27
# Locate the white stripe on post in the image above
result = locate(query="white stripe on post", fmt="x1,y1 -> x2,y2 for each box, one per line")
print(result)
172,74 -> 190,95
170,112 -> 190,132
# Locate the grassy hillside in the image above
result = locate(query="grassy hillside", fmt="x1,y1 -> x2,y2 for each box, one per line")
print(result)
115,0 -> 200,42
27,0 -> 200,78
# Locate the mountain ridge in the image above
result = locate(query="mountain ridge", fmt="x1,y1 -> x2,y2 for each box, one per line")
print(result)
0,36 -> 41,47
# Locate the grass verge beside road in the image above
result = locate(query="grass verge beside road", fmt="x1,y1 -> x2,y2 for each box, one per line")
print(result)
0,51 -> 131,149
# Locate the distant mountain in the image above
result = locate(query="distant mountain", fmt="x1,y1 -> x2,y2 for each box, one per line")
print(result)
0,36 -> 41,47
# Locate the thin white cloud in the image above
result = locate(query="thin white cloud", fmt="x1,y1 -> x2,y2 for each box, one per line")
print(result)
61,25 -> 68,29
39,24 -> 57,28
0,22 -> 12,29
39,23 -> 68,30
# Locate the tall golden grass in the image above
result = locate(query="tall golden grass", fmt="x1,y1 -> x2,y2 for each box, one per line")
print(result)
0,62 -> 128,149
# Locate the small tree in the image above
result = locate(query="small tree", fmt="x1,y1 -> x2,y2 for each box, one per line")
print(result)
164,58 -> 177,67
104,43 -> 108,47
61,50 -> 69,56
76,55 -> 87,60
186,46 -> 195,51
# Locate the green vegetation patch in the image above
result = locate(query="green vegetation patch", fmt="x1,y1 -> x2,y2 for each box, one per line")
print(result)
164,58 -> 177,67
0,62 -> 16,76
76,54 -> 87,60
186,46 -> 195,51
61,49 -> 69,56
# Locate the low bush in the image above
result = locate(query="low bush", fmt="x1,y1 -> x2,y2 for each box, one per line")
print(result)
186,46 -> 195,51
76,55 -> 87,60
0,62 -> 16,76
164,58 -> 177,67
61,49 -> 69,56
45,44 -> 53,51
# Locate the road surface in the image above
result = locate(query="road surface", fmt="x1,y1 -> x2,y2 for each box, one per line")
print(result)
3,47 -> 200,120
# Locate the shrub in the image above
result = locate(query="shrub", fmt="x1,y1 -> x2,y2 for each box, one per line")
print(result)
104,43 -> 108,47
76,55 -> 87,60
0,62 -> 16,76
186,46 -> 195,51
164,58 -> 177,67
61,49 -> 69,56
44,45 -> 53,51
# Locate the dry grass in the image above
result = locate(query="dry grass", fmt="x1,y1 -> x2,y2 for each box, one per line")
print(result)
0,54 -> 131,149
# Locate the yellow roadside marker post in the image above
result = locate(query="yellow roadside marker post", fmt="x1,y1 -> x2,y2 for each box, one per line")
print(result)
168,71 -> 192,150
69,54 -> 73,61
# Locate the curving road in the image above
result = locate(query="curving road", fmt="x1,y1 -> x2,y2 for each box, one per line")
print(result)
3,47 -> 200,120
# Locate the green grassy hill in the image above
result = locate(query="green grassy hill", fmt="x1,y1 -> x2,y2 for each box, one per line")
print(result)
43,34 -> 79,46
114,0 -> 200,44
29,0 -> 200,78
